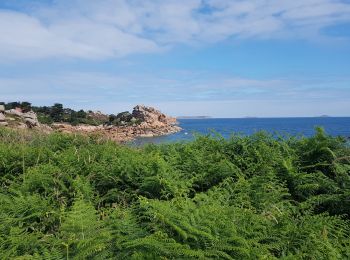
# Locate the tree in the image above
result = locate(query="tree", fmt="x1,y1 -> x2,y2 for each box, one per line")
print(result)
76,110 -> 87,119
5,102 -> 20,110
108,114 -> 118,125
116,111 -> 132,122
50,103 -> 64,122
20,102 -> 32,113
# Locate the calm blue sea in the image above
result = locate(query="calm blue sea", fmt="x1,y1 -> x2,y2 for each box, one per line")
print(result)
132,117 -> 350,145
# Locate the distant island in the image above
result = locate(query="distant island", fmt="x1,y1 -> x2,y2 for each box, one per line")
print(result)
177,116 -> 211,119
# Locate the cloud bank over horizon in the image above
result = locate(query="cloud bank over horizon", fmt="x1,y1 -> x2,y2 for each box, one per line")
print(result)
0,0 -> 349,116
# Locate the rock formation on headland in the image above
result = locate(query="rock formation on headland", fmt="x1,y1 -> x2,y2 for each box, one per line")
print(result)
0,105 -> 8,126
132,105 -> 178,130
0,106 -> 52,132
0,104 -> 181,142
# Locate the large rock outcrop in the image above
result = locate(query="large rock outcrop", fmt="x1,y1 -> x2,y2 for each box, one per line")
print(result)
52,105 -> 181,142
23,111 -> 39,128
1,108 -> 49,130
132,105 -> 178,128
0,112 -> 8,126
0,113 -> 5,121
5,109 -> 23,117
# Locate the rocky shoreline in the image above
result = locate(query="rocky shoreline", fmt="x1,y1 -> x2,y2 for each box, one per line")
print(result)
0,104 -> 181,142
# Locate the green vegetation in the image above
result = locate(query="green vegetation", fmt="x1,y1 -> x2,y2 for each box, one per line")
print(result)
0,127 -> 350,259
109,112 -> 142,126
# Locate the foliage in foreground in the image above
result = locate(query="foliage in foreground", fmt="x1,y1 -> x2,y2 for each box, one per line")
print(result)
0,127 -> 350,259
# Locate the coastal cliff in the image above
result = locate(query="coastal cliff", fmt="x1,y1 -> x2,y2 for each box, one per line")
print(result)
0,104 -> 181,142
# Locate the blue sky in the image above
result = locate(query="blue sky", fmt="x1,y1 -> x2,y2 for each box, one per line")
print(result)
0,0 -> 350,117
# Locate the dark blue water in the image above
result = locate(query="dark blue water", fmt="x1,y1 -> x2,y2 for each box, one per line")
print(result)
132,117 -> 350,145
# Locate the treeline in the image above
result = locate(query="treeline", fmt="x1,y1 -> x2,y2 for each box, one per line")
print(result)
0,127 -> 349,259
0,101 -> 140,126
0,101 -> 33,112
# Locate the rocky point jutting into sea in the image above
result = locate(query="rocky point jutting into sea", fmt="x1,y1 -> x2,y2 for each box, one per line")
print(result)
0,104 -> 181,142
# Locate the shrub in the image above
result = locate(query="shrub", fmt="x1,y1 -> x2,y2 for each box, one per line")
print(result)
0,128 -> 349,259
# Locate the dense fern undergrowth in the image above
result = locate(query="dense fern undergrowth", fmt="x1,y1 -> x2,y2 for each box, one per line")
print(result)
0,127 -> 350,259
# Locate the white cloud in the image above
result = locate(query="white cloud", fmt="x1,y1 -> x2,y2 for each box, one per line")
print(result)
0,0 -> 349,61
0,9 -> 159,61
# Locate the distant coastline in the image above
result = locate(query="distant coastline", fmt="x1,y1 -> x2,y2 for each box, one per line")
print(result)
177,116 -> 211,119
176,115 -> 343,120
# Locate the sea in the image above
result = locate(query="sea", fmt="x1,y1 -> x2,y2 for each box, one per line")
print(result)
132,117 -> 350,145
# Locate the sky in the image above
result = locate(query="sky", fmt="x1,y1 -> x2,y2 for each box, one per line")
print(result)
0,0 -> 350,117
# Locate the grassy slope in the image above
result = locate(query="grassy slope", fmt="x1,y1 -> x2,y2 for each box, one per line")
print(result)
0,127 -> 350,259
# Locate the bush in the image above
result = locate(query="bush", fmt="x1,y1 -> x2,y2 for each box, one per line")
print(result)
37,113 -> 54,124
0,128 -> 349,259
